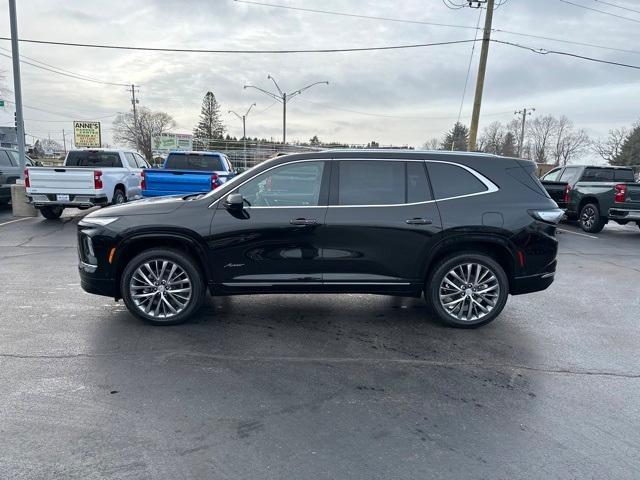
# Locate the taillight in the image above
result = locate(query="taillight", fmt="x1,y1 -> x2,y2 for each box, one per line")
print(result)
614,183 -> 626,203
141,170 -> 146,190
94,170 -> 103,189
24,169 -> 30,188
563,184 -> 572,203
211,173 -> 219,190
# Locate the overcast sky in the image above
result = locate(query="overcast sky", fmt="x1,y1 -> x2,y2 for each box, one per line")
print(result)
0,0 -> 638,151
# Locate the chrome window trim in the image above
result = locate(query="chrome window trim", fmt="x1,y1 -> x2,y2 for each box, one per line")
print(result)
208,157 -> 499,209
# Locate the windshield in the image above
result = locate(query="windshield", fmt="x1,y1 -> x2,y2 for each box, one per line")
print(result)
165,153 -> 224,171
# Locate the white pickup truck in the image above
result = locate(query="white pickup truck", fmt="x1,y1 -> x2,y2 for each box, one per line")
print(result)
25,149 -> 150,219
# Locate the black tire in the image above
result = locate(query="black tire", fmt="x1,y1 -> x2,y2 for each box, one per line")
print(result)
39,206 -> 64,219
425,252 -> 509,329
112,188 -> 126,205
120,248 -> 205,325
578,203 -> 605,233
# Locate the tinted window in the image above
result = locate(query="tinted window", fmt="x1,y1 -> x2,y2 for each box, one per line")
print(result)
338,160 -> 404,205
66,151 -> 122,167
124,153 -> 137,169
407,162 -> 432,203
238,161 -> 325,207
559,166 -> 580,183
542,168 -> 561,181
165,153 -> 224,171
615,169 -> 634,182
0,151 -> 12,166
427,162 -> 488,200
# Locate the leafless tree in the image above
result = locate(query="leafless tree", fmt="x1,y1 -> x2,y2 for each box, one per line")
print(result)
113,108 -> 175,161
556,129 -> 590,166
422,137 -> 440,150
593,127 -> 629,165
480,121 -> 505,155
528,115 -> 557,164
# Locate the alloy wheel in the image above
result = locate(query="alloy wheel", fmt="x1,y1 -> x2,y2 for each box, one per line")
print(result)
129,259 -> 192,319
438,263 -> 500,322
581,206 -> 595,229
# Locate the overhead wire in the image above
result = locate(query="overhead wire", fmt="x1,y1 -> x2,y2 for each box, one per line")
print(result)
557,0 -> 640,23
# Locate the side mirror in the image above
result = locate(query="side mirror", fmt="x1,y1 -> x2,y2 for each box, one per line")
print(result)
224,193 -> 244,211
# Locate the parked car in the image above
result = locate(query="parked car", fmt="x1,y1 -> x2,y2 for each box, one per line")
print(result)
0,147 -> 37,205
141,151 -> 236,197
25,149 -> 150,219
540,165 -> 640,233
78,150 -> 561,328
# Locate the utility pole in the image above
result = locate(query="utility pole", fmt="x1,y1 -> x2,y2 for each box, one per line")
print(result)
514,108 -> 534,157
468,0 -> 495,151
8,0 -> 25,179
244,75 -> 329,146
62,129 -> 67,154
229,103 -> 256,169
130,84 -> 139,126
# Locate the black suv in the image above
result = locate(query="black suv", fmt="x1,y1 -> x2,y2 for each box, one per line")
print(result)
78,150 -> 561,328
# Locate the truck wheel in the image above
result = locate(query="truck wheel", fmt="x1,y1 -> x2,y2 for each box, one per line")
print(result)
39,206 -> 64,219
579,203 -> 605,233
425,252 -> 509,329
120,248 -> 205,325
112,188 -> 126,205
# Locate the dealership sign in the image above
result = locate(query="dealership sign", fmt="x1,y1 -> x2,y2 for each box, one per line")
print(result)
153,133 -> 193,151
73,121 -> 102,148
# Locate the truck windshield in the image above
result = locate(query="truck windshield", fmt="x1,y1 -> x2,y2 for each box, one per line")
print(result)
165,154 -> 224,171
66,151 -> 122,167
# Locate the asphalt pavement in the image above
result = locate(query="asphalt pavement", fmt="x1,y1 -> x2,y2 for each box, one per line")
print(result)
1,203 -> 639,479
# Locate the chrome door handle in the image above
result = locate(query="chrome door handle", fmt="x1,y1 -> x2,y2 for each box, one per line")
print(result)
405,218 -> 432,225
290,218 -> 319,226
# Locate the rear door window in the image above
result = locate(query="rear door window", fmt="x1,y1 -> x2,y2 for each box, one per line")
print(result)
66,151 -> 122,167
581,168 -> 614,182
426,162 -> 488,200
0,151 -> 13,166
407,162 -> 432,203
337,160 -> 405,205
165,153 -> 224,171
614,169 -> 634,182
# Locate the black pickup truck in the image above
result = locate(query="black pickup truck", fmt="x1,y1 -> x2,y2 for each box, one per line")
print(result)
540,165 -> 640,233
0,148 -> 37,205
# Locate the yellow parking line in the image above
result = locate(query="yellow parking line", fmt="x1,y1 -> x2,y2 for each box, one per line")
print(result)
0,217 -> 33,227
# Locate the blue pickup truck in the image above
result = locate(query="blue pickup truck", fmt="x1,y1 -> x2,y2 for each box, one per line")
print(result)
142,151 -> 236,197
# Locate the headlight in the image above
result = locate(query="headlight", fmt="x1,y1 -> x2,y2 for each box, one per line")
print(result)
79,216 -> 119,227
528,209 -> 564,224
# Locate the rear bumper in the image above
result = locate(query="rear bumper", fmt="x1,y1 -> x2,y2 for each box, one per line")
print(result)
28,193 -> 109,208
510,259 -> 557,295
608,208 -> 640,222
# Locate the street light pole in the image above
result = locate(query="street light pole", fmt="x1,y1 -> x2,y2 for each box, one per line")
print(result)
229,103 -> 256,169
8,0 -> 25,179
514,107 -> 535,157
244,75 -> 329,146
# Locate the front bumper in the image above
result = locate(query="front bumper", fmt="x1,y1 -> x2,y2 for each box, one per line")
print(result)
609,208 -> 640,222
29,193 -> 109,208
79,266 -> 118,298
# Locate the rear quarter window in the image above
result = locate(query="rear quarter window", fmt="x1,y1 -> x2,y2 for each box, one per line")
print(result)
426,162 -> 488,200
165,154 -> 224,171
66,151 -> 122,167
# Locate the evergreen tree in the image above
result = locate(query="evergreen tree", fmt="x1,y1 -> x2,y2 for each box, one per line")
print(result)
612,124 -> 640,166
441,122 -> 469,151
309,135 -> 321,146
502,132 -> 517,157
193,91 -> 225,150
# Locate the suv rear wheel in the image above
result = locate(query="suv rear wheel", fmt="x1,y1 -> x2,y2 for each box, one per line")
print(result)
121,248 -> 205,325
426,253 -> 509,328
579,202 -> 606,233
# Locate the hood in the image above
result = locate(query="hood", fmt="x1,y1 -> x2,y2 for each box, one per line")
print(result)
86,195 -> 186,217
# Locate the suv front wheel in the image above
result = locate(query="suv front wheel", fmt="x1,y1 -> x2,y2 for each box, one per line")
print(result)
426,253 -> 509,328
121,248 -> 205,325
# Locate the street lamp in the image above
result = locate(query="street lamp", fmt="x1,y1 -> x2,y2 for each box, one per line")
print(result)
228,103 -> 256,170
244,75 -> 329,146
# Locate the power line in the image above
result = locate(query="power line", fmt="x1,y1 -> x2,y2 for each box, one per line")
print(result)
3,98 -> 118,119
557,0 -> 640,24
494,39 -> 640,70
0,46 -> 130,86
236,0 -> 479,30
456,8 -> 484,126
0,36 -> 480,54
592,0 -> 640,15
235,0 -> 639,55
